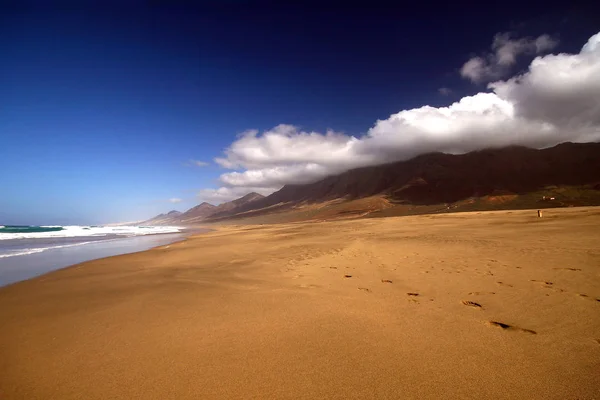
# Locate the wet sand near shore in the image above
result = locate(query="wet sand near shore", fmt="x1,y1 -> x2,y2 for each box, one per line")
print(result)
1,207 -> 599,399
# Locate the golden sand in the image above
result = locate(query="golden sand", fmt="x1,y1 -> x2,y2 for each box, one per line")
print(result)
1,207 -> 599,399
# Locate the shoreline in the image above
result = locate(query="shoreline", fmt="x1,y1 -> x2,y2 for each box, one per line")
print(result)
1,208 -> 599,399
0,228 -> 210,288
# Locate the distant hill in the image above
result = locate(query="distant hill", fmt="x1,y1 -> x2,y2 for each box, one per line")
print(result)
144,142 -> 600,225
142,210 -> 182,225
144,193 -> 265,225
203,192 -> 265,220
178,202 -> 217,223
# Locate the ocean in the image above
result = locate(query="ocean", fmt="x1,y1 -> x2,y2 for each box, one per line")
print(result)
0,225 -> 191,286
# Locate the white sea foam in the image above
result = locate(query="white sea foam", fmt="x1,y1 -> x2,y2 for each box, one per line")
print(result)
0,241 -> 97,258
0,225 -> 182,240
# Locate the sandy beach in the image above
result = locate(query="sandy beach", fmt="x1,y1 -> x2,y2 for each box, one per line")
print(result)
1,207 -> 599,399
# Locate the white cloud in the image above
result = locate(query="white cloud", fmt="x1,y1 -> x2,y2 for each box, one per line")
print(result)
489,33 -> 600,129
535,34 -> 558,53
168,198 -> 183,203
213,125 -> 366,170
198,32 -> 600,204
187,160 -> 210,167
438,87 -> 452,95
461,32 -> 558,83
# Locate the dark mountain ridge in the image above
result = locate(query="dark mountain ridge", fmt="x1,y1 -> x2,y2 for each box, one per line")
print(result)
203,142 -> 600,221
146,142 -> 600,225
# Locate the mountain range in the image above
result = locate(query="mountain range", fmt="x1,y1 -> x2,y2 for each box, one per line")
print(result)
143,192 -> 265,225
143,142 -> 600,225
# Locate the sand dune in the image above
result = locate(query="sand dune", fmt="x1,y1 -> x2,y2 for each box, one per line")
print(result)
1,207 -> 599,399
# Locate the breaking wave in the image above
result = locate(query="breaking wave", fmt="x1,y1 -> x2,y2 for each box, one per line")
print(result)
0,225 -> 182,240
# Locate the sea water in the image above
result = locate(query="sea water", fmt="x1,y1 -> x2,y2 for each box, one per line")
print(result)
0,225 -> 189,286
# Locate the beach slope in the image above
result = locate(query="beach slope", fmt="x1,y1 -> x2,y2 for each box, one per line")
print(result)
1,207 -> 599,399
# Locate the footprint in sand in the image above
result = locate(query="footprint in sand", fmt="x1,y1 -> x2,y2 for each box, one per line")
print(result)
462,300 -> 482,308
487,321 -> 537,335
553,267 -> 582,271
496,282 -> 513,287
468,291 -> 496,295
358,287 -> 371,293
578,294 -> 598,301
381,279 -> 393,283
344,274 -> 352,278
531,279 -> 553,286
407,292 -> 419,296
532,280 -> 567,292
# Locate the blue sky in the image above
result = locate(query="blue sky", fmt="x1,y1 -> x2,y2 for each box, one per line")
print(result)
1,3 -> 599,225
